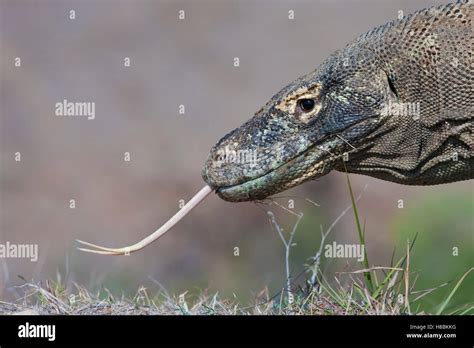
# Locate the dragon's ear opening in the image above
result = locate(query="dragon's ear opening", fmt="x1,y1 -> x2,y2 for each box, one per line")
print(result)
386,72 -> 398,98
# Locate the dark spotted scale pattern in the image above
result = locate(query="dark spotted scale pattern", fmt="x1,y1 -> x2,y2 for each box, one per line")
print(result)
346,0 -> 473,184
202,0 -> 473,202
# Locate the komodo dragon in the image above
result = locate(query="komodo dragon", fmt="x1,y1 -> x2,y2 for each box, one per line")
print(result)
78,0 -> 473,255
202,0 -> 473,202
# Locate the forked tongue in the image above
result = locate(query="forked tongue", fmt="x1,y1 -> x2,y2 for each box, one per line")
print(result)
76,185 -> 213,255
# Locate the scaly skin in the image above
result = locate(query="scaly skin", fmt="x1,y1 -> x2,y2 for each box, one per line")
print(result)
202,0 -> 473,202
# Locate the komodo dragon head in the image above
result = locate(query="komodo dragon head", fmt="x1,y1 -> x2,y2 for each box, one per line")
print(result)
202,1 -> 473,202
202,47 -> 397,202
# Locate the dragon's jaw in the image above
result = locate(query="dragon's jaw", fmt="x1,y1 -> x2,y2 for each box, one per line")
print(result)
208,137 -> 345,202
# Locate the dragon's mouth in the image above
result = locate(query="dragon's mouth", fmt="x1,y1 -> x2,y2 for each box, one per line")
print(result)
215,159 -> 298,201
209,116 -> 382,202
215,136 -> 344,202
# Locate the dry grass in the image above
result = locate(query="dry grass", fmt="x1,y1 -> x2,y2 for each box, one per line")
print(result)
1,257 -> 470,315
0,277 -> 406,315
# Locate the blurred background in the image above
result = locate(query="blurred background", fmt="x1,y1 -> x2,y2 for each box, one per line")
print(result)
1,0 -> 472,312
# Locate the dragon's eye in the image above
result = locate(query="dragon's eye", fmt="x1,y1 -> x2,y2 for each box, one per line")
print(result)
298,98 -> 315,112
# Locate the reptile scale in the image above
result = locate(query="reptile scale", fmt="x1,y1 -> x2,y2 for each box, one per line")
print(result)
203,0 -> 473,201
78,0 -> 473,255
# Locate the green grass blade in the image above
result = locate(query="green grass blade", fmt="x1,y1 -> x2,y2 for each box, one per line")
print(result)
435,267 -> 473,315
343,163 -> 373,292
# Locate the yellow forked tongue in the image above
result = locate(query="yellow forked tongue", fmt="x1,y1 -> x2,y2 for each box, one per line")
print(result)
76,185 -> 213,255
